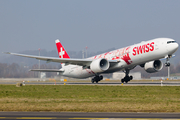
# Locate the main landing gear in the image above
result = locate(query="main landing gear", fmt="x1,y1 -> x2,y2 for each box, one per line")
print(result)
91,75 -> 103,83
121,70 -> 133,83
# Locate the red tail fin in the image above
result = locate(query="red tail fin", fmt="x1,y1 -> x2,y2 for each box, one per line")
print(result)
55,39 -> 70,59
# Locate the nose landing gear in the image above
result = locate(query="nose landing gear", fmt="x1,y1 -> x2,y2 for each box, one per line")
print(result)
165,61 -> 170,67
165,55 -> 171,67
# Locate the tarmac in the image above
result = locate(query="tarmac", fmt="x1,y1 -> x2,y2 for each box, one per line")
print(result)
0,78 -> 180,86
0,112 -> 180,120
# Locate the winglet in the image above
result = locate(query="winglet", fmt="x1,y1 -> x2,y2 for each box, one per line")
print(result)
55,39 -> 70,59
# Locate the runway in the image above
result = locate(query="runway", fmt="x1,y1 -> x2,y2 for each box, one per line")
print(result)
29,82 -> 180,86
0,78 -> 180,86
0,112 -> 180,120
1,81 -> 180,86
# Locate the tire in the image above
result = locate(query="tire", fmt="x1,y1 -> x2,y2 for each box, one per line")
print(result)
168,63 -> 170,66
99,75 -> 103,80
121,79 -> 124,83
165,62 -> 170,67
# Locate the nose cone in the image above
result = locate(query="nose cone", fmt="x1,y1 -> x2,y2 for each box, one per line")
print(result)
168,42 -> 179,55
174,42 -> 179,52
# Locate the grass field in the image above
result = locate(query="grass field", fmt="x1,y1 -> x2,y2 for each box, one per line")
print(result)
0,85 -> 179,112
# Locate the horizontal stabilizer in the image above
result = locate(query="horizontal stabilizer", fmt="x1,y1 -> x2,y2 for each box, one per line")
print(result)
30,69 -> 64,72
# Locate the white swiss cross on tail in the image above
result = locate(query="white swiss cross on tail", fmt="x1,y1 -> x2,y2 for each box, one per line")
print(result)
59,47 -> 65,58
55,39 -> 70,59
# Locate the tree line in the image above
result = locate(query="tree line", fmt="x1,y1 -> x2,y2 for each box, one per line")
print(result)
0,63 -> 58,78
0,62 -> 180,78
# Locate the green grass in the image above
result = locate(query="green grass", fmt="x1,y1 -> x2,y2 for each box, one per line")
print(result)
0,85 -> 180,112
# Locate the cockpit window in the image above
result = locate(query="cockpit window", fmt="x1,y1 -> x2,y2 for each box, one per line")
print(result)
167,41 -> 176,44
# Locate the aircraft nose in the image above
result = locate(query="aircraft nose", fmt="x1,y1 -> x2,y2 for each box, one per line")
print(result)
168,42 -> 179,54
175,42 -> 179,50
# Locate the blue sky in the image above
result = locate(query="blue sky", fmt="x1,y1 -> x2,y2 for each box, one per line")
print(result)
0,0 -> 180,54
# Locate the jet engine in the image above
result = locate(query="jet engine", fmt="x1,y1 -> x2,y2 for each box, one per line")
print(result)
90,58 -> 109,73
144,60 -> 163,73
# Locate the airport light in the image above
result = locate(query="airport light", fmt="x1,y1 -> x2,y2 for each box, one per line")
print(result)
38,48 -> 41,80
82,50 -> 84,59
168,66 -> 170,79
85,46 -> 88,58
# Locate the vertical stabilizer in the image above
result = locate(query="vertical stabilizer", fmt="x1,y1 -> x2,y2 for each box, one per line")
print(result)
55,39 -> 70,59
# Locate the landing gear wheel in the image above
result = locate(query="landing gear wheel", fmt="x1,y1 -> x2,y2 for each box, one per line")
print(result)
121,79 -> 125,83
130,76 -> 133,80
165,56 -> 171,67
121,70 -> 133,83
99,75 -> 103,80
91,75 -> 103,84
165,62 -> 170,67
91,79 -> 94,83
125,76 -> 130,83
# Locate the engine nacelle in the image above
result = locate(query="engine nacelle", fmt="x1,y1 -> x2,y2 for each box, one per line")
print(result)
90,58 -> 109,73
144,60 -> 163,73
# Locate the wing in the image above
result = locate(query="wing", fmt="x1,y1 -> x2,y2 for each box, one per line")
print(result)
30,69 -> 64,72
4,52 -> 120,67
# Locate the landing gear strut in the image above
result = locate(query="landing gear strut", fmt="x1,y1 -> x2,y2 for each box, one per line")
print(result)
121,70 -> 133,83
91,75 -> 103,83
165,55 -> 171,67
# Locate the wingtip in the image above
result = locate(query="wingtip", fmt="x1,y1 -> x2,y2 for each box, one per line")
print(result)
2,52 -> 11,54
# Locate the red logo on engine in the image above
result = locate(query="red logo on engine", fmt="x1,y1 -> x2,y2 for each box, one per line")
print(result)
132,42 -> 154,56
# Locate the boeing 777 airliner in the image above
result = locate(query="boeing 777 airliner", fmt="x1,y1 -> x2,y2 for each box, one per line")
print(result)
5,38 -> 179,83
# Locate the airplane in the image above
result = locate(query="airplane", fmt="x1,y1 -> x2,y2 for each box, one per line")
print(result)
4,38 -> 179,83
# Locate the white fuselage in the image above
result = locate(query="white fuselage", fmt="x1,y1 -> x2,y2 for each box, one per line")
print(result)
60,38 -> 178,78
